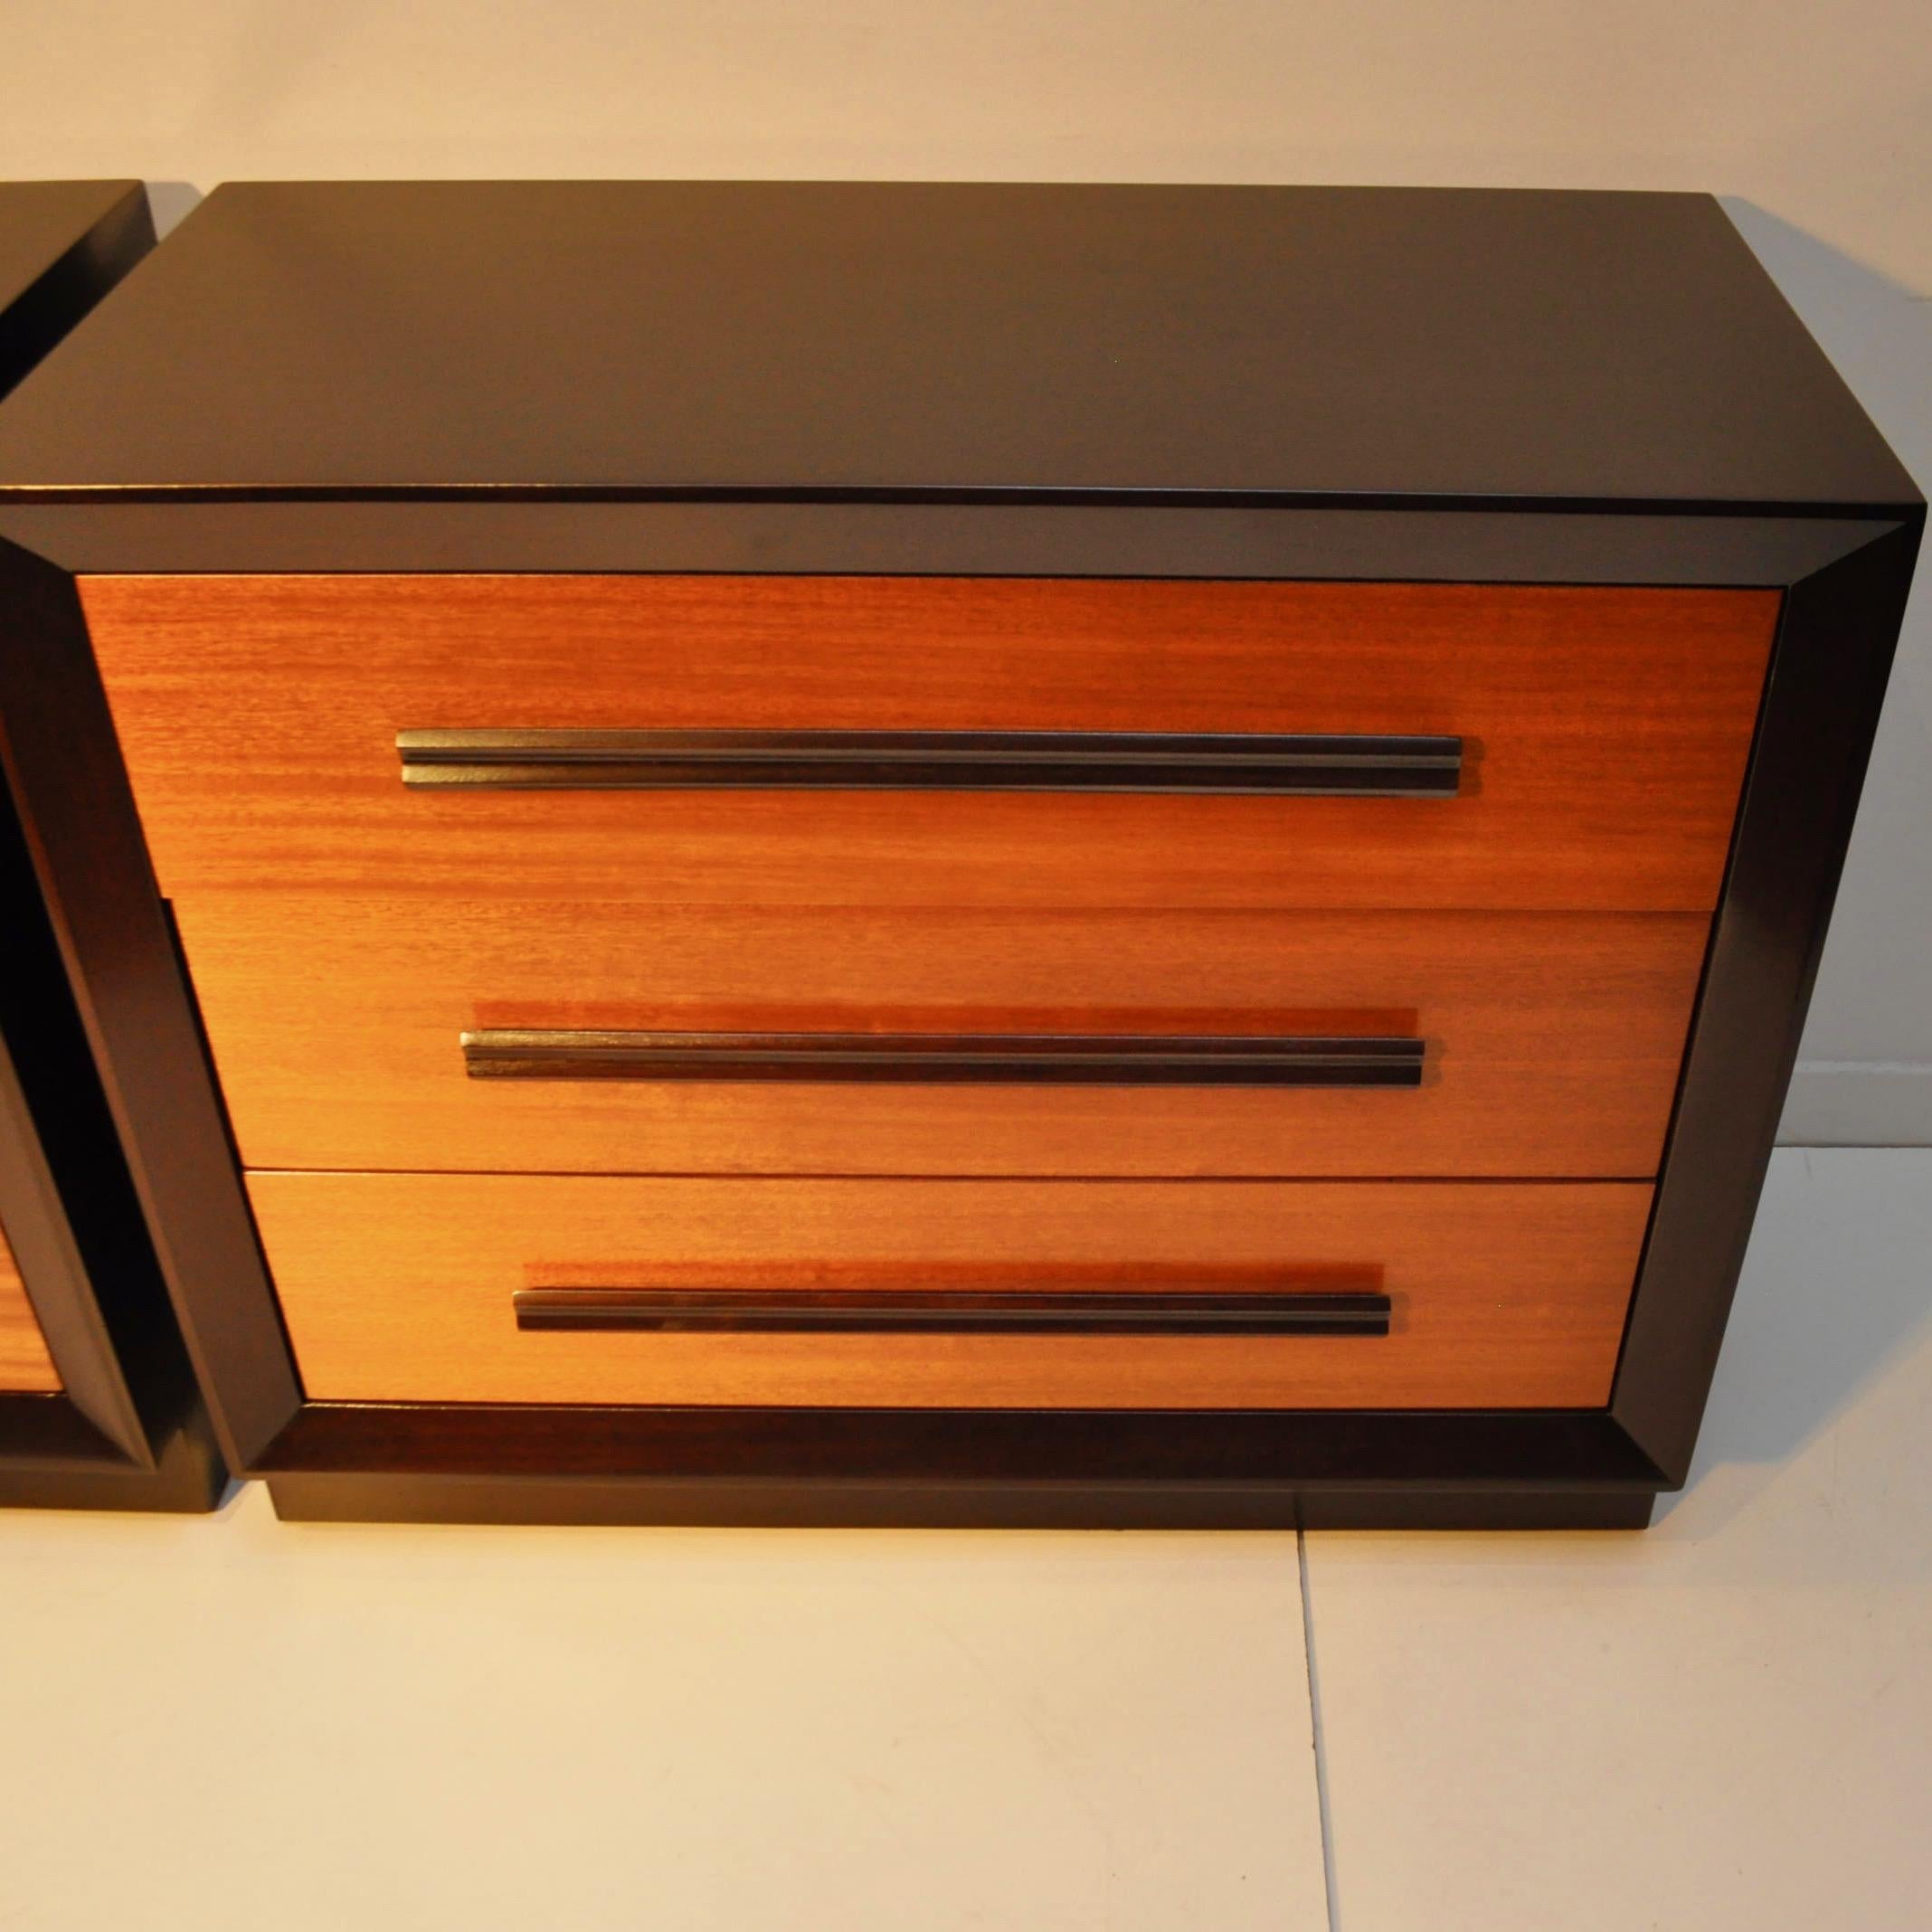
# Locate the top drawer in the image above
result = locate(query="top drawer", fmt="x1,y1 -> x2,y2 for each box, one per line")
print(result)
80,575 -> 1776,913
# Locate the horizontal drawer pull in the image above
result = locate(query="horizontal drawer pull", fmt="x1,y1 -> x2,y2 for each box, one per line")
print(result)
461,1028 -> 1427,1086
512,1287 -> 1395,1337
399,728 -> 1463,796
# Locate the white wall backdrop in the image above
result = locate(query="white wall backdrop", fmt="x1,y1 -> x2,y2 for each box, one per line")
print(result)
3,1 -> 1927,1141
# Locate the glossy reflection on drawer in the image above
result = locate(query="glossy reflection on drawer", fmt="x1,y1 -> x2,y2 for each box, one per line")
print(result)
81,574 -> 1776,913
0,1226 -> 60,1393
251,1170 -> 1653,1410
175,898 -> 1709,1178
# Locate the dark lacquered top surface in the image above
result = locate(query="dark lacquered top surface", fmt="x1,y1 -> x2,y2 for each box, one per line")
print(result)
0,181 -> 1915,509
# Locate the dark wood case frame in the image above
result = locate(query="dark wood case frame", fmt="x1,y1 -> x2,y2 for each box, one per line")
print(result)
0,496 -> 1916,1529
0,181 -> 223,1511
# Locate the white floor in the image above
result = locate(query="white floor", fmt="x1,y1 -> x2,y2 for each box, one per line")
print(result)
1,1147 -> 1927,1929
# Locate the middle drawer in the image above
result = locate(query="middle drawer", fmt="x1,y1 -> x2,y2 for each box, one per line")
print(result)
176,896 -> 1707,1178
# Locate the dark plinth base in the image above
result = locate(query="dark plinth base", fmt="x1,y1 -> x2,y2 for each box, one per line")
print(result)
266,1473 -> 1659,1531
0,1413 -> 229,1513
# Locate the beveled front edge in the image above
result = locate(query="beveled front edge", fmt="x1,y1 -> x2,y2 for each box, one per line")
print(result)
0,498 -> 1917,1518
1609,517 -> 1922,1481
0,499 -> 1894,583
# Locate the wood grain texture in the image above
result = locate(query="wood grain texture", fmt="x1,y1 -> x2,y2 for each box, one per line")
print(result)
177,897 -> 1707,1179
80,575 -> 1776,913
0,1223 -> 61,1392
251,1171 -> 1653,1410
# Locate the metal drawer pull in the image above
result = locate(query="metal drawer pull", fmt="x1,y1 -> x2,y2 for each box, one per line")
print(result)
462,1028 -> 1426,1086
513,1287 -> 1393,1337
400,728 -> 1463,796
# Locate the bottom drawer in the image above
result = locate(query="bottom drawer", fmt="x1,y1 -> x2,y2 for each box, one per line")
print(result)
253,1172 -> 1651,1412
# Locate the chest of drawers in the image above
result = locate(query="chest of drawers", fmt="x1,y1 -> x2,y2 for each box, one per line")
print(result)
0,179 -> 223,1510
0,182 -> 1918,1526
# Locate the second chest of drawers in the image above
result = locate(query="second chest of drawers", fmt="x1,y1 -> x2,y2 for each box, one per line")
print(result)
0,178 -> 223,1511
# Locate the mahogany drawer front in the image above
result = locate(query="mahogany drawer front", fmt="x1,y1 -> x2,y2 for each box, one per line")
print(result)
0,1225 -> 60,1393
252,1170 -> 1652,1411
82,574 -> 1776,914
179,896 -> 1706,1179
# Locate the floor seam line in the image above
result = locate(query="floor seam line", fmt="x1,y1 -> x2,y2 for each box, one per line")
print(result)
1298,1528 -> 1341,1932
